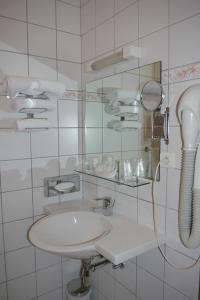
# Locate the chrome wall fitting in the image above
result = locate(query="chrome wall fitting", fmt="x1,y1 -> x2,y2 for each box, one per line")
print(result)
44,174 -> 80,197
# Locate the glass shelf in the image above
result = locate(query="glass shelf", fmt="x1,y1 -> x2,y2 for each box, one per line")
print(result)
75,168 -> 150,188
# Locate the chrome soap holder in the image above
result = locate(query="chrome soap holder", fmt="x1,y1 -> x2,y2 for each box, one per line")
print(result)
44,174 -> 80,197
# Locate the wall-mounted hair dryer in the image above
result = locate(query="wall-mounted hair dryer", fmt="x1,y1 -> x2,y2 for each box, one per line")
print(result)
178,84 -> 200,248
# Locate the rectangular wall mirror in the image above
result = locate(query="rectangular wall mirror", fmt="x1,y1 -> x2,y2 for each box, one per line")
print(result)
79,61 -> 162,188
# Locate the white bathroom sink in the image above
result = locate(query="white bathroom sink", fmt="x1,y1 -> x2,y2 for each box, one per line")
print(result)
28,211 -> 112,259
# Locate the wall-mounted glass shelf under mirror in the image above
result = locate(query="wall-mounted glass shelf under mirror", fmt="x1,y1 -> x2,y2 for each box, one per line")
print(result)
75,168 -> 150,188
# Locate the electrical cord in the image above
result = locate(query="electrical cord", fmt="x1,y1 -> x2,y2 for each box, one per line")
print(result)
152,159 -> 200,270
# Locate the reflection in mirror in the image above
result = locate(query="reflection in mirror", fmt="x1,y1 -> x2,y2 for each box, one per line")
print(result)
141,80 -> 164,112
81,61 -> 162,185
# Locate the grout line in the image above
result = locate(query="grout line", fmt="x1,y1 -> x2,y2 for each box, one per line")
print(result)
37,286 -> 63,299
81,9 -> 200,39
0,48 -> 82,65
56,0 -> 81,9
0,14 -> 81,37
29,129 -> 38,299
82,0 -> 138,36
0,183 -> 9,299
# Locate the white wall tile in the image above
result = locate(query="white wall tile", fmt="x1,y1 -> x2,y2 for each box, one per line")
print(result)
57,60 -> 81,90
28,24 -> 56,58
95,0 -> 114,26
0,97 -> 24,128
137,247 -> 164,280
2,189 -> 32,222
57,2 -> 80,34
115,192 -> 137,220
6,247 -> 35,280
165,285 -> 190,300
103,128 -> 121,152
62,259 -> 80,284
31,128 -> 58,158
32,157 -> 59,187
7,273 -> 36,300
38,288 -> 62,300
0,159 -> 32,192
122,131 -> 138,151
59,128 -> 79,155
33,187 -> 59,216
96,19 -> 114,56
115,281 -> 136,300
103,73 -> 122,90
85,128 -> 102,153
115,0 -> 137,13
168,126 -> 182,170
169,15 -> 200,68
138,167 -> 167,206
167,168 -> 180,210
37,264 -> 62,295
0,0 -> 82,296
137,267 -> 164,300
0,224 -> 4,254
138,199 -> 165,232
0,51 -> 28,80
0,283 -> 7,300
41,101 -> 58,128
0,132 -> 30,160
115,182 -> 137,198
81,0 -> 95,34
27,0 -> 56,28
0,0 -> 26,21
114,261 -> 137,294
59,101 -> 78,127
0,254 -> 6,283
59,155 -> 79,175
62,0 -> 80,7
165,248 -> 199,299
99,270 -> 115,300
169,0 -> 200,24
57,31 -> 81,62
139,0 -> 168,37
82,30 -> 95,62
0,200 -> 2,224
81,0 -> 88,6
85,102 -> 102,127
36,248 -> 60,270
4,218 -> 32,251
139,28 -> 168,69
83,181 -> 97,201
0,17 -> 27,54
29,56 -> 57,81
115,3 -> 138,48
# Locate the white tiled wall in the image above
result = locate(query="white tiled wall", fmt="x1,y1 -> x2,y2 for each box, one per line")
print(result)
0,1 -> 82,300
1,0 -> 200,300
81,0 -> 200,300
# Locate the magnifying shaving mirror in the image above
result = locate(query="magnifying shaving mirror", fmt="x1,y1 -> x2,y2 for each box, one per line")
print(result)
140,80 -> 165,112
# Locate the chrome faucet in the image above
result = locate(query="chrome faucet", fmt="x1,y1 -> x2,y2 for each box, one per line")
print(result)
92,197 -> 115,216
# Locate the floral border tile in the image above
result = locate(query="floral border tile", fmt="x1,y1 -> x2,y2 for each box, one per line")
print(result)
85,91 -> 103,102
63,90 -> 83,100
169,62 -> 200,83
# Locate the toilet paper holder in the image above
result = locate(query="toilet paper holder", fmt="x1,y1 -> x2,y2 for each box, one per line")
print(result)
44,174 -> 80,197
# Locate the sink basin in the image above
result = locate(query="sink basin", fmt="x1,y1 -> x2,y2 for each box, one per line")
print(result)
28,211 -> 112,259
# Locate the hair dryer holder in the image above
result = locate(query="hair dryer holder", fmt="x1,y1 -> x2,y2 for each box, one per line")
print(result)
152,107 -> 169,144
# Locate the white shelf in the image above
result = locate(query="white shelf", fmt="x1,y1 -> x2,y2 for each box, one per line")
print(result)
95,215 -> 164,265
